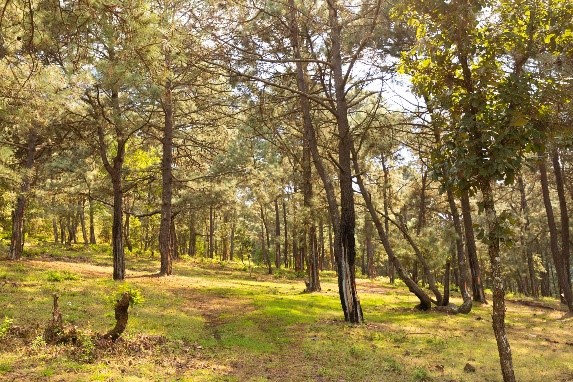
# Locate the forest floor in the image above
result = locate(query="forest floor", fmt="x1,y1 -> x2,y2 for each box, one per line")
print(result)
1,243 -> 573,382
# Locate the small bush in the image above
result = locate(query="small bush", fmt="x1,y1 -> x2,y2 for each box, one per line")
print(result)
0,317 -> 13,339
46,270 -> 80,282
108,284 -> 144,307
412,367 -> 431,381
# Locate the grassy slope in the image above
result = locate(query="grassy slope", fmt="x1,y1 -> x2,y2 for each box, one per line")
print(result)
1,244 -> 572,382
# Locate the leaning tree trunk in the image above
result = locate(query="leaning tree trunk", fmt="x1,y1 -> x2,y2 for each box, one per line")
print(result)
446,189 -> 472,313
159,80 -> 174,276
461,191 -> 487,303
538,149 -> 573,311
480,179 -> 515,382
352,151 -> 433,310
9,130 -> 37,260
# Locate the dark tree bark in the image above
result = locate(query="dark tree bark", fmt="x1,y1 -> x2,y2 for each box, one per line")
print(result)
274,198 -> 281,268
230,219 -> 236,261
88,195 -> 97,244
260,205 -> 272,274
59,219 -> 66,245
111,173 -> 125,280
365,218 -> 376,279
282,199 -> 289,268
517,174 -> 538,298
352,149 -> 433,310
94,64 -> 127,280
188,213 -> 196,257
104,292 -> 131,341
446,189 -> 472,313
159,80 -> 174,276
288,0 -> 362,321
461,191 -> 487,303
538,149 -> 573,311
209,205 -> 215,259
442,259 -> 451,306
326,0 -> 363,323
53,217 -> 59,244
78,198 -> 89,245
381,156 -> 394,283
9,130 -> 37,260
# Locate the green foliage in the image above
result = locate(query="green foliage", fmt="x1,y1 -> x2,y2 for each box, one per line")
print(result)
46,270 -> 80,282
0,316 -> 13,339
76,332 -> 96,363
412,367 -> 431,381
108,284 -> 144,307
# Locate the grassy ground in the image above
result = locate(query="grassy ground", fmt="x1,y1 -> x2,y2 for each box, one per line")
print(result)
1,243 -> 572,382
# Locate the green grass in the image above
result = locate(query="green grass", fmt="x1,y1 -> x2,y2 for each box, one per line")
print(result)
1,244 -> 573,381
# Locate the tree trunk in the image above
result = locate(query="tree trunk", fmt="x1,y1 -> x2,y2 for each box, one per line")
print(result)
282,199 -> 289,268
326,0 -> 363,323
9,130 -> 37,260
538,149 -> 573,311
442,259 -> 451,305
517,174 -> 538,298
480,179 -> 515,382
230,219 -> 236,261
53,217 -> 59,244
274,198 -> 281,268
381,157 -> 394,283
170,217 -> 178,260
104,292 -> 131,341
260,205 -> 272,274
111,175 -> 125,280
159,80 -> 174,275
124,209 -> 132,252
447,189 -> 472,312
461,191 -> 487,303
188,213 -> 196,257
209,205 -> 215,259
89,195 -> 97,244
79,199 -> 89,245
551,147 -> 572,299
352,150 -> 433,310
365,218 -> 376,279
288,0 -> 360,321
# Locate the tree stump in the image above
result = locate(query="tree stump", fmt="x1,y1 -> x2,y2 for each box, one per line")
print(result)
43,293 -> 63,344
103,292 -> 131,341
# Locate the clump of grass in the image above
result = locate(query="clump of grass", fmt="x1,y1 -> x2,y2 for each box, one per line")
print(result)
0,317 -> 13,339
412,366 -> 432,381
46,270 -> 80,282
383,356 -> 403,372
